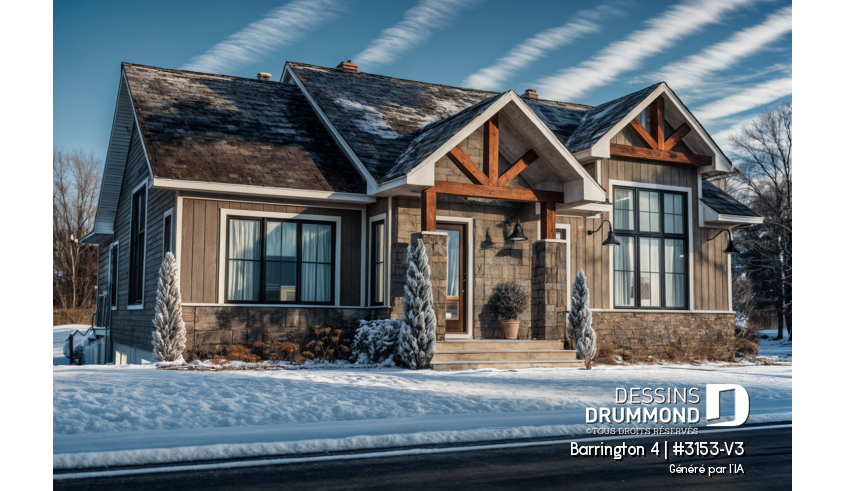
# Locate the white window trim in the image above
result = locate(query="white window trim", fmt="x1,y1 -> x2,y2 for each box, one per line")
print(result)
162,207 -> 174,258
127,180 -> 149,310
108,241 -> 119,310
608,179 -> 695,312
217,209 -> 342,306
437,216 -> 474,340
368,213 -> 388,307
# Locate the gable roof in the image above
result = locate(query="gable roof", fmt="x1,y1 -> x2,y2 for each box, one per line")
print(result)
123,63 -> 367,194
701,180 -> 760,217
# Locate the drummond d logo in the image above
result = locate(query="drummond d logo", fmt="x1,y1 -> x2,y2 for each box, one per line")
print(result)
705,384 -> 750,427
586,384 -> 750,427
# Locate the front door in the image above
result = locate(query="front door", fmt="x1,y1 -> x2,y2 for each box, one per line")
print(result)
437,223 -> 467,334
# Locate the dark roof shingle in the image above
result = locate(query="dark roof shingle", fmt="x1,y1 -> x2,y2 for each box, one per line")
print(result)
701,180 -> 760,217
123,63 -> 366,194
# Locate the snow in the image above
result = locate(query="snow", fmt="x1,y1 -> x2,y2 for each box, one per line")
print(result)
54,361 -> 791,469
334,97 -> 400,139
53,324 -> 89,365
756,328 -> 792,362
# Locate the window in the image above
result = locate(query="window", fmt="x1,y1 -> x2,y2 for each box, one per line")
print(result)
370,220 -> 385,306
128,184 -> 147,306
109,243 -> 119,308
225,217 -> 335,304
163,211 -> 173,256
613,186 -> 688,309
115,351 -> 128,365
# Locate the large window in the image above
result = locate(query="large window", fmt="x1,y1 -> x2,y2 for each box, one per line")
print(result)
370,220 -> 385,306
225,217 -> 335,304
613,187 -> 688,309
128,185 -> 147,306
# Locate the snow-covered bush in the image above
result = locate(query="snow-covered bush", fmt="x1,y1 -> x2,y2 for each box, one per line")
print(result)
489,281 -> 529,321
63,329 -> 98,365
351,318 -> 404,364
397,239 -> 437,369
568,269 -> 596,369
152,252 -> 187,362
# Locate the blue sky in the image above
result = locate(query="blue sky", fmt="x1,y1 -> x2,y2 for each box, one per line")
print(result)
54,0 -> 792,158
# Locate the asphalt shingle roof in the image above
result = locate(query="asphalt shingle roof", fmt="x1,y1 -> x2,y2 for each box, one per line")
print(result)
123,63 -> 366,194
701,180 -> 760,217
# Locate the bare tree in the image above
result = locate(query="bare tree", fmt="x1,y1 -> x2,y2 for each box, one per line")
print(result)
54,149 -> 101,311
727,100 -> 792,340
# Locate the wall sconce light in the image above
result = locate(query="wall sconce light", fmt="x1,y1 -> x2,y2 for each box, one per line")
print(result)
707,228 -> 739,254
587,220 -> 620,246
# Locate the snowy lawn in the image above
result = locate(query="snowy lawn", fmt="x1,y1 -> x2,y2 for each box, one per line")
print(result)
53,324 -> 89,365
53,325 -> 791,469
756,328 -> 792,362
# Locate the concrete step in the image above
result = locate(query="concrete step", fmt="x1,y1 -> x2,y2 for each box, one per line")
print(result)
435,340 -> 565,351
430,359 -> 585,371
431,350 -> 578,362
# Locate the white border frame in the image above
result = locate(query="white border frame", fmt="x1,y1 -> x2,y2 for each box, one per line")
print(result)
127,179 -> 149,310
108,241 -> 119,311
217,209 -> 342,306
608,179 -> 696,312
367,213 -> 388,307
436,216 -> 474,340
162,208 -> 174,257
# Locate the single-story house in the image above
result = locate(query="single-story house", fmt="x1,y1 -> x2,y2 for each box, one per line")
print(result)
81,61 -> 761,368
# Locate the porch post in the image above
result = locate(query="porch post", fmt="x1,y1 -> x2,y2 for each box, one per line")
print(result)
540,201 -> 556,239
421,188 -> 436,232
531,240 -> 567,341
411,231 -> 448,342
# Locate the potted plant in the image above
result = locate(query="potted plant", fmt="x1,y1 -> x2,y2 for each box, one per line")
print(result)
489,281 -> 529,339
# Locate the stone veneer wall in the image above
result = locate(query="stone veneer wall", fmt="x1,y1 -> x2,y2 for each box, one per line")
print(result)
392,195 -> 539,339
531,241 -> 568,341
182,306 -> 390,352
592,312 -> 736,357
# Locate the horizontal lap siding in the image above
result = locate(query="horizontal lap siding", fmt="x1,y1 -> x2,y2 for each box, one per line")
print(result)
556,129 -> 730,312
180,197 -> 363,306
109,125 -> 176,353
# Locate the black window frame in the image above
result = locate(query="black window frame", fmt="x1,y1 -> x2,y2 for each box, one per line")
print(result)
109,242 -> 119,308
224,216 -> 336,305
128,185 -> 147,306
163,212 -> 173,256
612,186 -> 689,310
370,219 -> 386,306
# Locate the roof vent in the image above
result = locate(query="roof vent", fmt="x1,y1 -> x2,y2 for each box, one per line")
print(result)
522,89 -> 538,100
336,60 -> 358,72
257,72 -> 272,81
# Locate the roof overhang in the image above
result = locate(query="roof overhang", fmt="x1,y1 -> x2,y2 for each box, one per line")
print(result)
375,91 -> 606,205
574,83 -> 734,176
153,178 -> 375,204
701,202 -> 764,226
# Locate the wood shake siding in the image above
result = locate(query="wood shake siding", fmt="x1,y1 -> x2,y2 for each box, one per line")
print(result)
179,196 -> 364,306
555,128 -> 731,311
108,124 -> 176,351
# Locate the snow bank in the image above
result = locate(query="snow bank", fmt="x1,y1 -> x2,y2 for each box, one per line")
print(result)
757,329 -> 792,362
54,362 -> 791,468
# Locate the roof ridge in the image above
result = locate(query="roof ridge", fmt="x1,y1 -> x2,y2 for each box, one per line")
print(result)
287,61 -> 594,108
121,62 -> 285,84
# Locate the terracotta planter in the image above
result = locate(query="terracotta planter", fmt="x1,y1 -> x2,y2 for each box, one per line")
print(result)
501,320 -> 520,339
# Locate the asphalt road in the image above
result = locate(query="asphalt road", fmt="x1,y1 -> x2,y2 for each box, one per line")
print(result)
55,426 -> 791,491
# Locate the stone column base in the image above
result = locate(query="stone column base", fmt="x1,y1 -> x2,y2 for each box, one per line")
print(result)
531,240 -> 567,341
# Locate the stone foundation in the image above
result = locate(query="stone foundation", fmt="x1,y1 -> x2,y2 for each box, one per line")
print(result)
531,240 -> 567,341
592,311 -> 736,357
181,306 -> 390,352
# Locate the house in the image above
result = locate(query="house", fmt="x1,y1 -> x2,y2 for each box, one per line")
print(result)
81,61 -> 762,368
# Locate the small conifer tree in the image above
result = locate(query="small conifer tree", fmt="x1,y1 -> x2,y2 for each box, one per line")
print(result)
397,239 -> 437,369
568,269 -> 596,369
152,252 -> 187,362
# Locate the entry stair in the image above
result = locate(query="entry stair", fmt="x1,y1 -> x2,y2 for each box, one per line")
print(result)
430,339 -> 583,371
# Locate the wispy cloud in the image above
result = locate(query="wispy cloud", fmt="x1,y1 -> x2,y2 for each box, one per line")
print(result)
181,0 -> 344,74
653,6 -> 791,90
354,0 -> 479,71
533,0 -> 762,101
462,4 -> 623,91
694,77 -> 791,123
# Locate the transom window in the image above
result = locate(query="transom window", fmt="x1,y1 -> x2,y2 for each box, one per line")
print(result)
613,187 -> 688,309
225,217 -> 335,304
